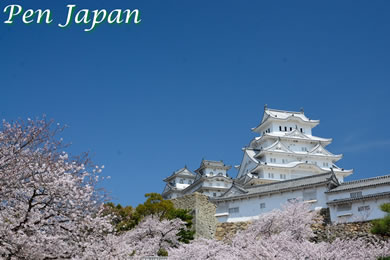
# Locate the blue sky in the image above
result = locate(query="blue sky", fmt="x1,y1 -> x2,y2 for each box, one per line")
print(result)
1,0 -> 390,206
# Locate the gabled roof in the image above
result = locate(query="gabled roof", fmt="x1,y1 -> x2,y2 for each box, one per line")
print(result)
214,171 -> 339,201
161,183 -> 182,196
195,159 -> 231,174
250,132 -> 332,147
285,129 -> 309,139
245,148 -> 260,163
255,140 -> 293,157
309,144 -> 342,159
326,174 -> 390,193
254,140 -> 342,162
181,175 -> 233,194
219,182 -> 248,198
251,161 -> 328,174
252,107 -> 320,133
163,166 -> 196,182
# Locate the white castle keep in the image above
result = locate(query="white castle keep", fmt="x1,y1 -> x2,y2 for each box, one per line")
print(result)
162,106 -> 390,223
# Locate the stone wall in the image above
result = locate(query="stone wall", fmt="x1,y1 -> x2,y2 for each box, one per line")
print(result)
312,221 -> 388,243
215,218 -> 388,243
215,221 -> 251,241
171,193 -> 217,239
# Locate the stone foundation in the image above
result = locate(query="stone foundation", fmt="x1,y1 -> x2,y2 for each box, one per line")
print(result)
171,197 -> 387,243
215,219 -> 388,243
215,221 -> 252,241
171,193 -> 217,239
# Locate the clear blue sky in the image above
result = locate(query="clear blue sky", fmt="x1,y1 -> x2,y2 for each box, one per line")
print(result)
1,0 -> 390,206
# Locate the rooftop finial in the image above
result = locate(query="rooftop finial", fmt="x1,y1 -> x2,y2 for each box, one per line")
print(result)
184,164 -> 187,169
264,104 -> 268,110
300,107 -> 304,113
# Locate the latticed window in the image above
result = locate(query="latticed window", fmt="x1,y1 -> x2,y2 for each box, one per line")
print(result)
228,207 -> 239,214
350,191 -> 363,198
337,203 -> 352,212
303,190 -> 317,201
358,205 -> 370,212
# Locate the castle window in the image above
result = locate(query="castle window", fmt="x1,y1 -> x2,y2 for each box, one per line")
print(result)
284,126 -> 287,131
188,180 -> 192,184
300,128 -> 303,133
260,203 -> 266,209
350,191 -> 363,198
218,172 -> 223,176
290,127 -> 292,131
303,190 -> 317,201
337,203 -> 352,212
279,126 -> 282,131
213,193 -> 217,197
323,162 -> 329,167
280,174 -> 286,179
228,207 -> 239,214
210,172 -> 214,176
288,198 -> 297,203
268,173 -> 274,179
301,147 -> 308,152
358,205 -> 370,212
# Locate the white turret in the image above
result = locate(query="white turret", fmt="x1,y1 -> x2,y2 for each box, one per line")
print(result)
236,106 -> 352,186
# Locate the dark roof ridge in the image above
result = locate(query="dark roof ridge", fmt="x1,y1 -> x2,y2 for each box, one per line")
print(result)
340,174 -> 390,186
266,108 -> 304,115
246,171 -> 333,190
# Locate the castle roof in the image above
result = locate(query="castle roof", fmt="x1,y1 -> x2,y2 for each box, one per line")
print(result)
252,107 -> 320,133
251,131 -> 332,146
163,166 -> 196,182
195,159 -> 231,174
327,191 -> 390,205
254,140 -> 341,159
214,171 -> 339,201
326,174 -> 390,193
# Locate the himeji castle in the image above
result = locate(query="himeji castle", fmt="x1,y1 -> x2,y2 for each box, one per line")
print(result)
236,105 -> 353,186
162,106 -> 390,224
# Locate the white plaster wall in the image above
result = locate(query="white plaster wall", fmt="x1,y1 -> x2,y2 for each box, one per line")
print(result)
215,186 -> 328,222
329,197 -> 390,223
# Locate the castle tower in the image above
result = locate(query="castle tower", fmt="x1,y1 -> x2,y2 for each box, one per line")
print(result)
162,166 -> 196,199
236,106 -> 352,186
162,160 -> 233,199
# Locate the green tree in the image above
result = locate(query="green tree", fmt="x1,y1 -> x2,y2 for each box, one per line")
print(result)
371,203 -> 390,236
103,202 -> 137,232
104,193 -> 195,243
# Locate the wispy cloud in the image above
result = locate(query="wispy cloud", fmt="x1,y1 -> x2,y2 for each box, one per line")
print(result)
341,139 -> 390,153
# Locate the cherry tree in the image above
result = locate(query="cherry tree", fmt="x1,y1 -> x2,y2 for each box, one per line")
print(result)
91,216 -> 186,259
0,118 -> 112,259
169,201 -> 390,260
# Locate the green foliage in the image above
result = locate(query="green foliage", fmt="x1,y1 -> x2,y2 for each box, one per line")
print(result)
104,193 -> 195,242
157,248 -> 168,256
371,203 -> 390,236
380,203 -> 390,213
103,202 -> 137,232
